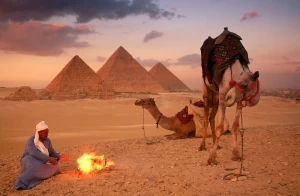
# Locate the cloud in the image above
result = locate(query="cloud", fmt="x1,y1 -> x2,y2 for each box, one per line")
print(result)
137,54 -> 201,68
175,54 -> 201,67
135,57 -> 172,67
177,14 -> 186,19
295,66 -> 300,73
143,30 -> 163,43
282,56 -> 290,61
0,22 -> 95,56
241,10 -> 258,21
135,57 -> 158,67
273,61 -> 300,66
96,56 -> 107,62
0,0 -> 176,23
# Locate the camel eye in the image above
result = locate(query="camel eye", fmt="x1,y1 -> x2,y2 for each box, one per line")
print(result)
241,85 -> 248,89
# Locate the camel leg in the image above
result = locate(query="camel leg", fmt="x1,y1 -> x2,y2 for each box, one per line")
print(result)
209,92 -> 219,144
208,93 -> 226,165
199,98 -> 209,151
223,117 -> 231,135
164,133 -> 188,140
231,103 -> 242,161
199,79 -> 209,151
194,117 -> 202,138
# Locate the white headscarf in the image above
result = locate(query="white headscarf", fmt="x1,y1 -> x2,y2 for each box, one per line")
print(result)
34,121 -> 49,156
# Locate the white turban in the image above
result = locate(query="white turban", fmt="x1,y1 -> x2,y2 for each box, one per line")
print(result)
34,121 -> 49,156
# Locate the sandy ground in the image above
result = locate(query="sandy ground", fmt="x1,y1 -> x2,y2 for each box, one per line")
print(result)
0,89 -> 299,195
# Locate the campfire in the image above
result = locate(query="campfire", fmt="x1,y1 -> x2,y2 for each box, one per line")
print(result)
76,153 -> 114,174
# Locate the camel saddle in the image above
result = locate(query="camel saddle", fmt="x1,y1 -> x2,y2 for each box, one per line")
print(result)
200,27 -> 250,86
176,100 -> 205,124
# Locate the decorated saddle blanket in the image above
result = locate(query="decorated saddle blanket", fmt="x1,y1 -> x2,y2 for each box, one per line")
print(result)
176,100 -> 205,124
200,30 -> 250,86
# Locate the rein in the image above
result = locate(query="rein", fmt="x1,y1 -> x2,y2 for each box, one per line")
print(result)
156,113 -> 162,128
141,103 -> 160,145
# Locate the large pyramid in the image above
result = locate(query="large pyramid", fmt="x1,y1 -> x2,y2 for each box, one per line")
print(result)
97,46 -> 168,93
149,62 -> 191,92
45,55 -> 115,100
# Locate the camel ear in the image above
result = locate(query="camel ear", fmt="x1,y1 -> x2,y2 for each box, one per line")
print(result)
253,71 -> 259,80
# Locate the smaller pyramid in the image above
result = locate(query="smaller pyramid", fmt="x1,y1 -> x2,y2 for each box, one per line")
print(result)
45,55 -> 115,100
97,46 -> 168,93
149,62 -> 191,92
4,86 -> 39,101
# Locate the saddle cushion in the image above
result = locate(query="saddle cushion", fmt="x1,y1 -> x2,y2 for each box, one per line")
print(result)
212,33 -> 250,85
200,36 -> 215,83
200,31 -> 250,86
176,100 -> 205,124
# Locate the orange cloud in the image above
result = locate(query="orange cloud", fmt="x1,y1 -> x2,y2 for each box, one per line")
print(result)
0,21 -> 95,56
241,10 -> 258,21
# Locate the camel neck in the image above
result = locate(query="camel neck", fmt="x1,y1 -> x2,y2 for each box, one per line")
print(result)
146,104 -> 174,130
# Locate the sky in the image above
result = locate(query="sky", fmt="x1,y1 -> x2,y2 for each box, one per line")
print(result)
0,0 -> 300,90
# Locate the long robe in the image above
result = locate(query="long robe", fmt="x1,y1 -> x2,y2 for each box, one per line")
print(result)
14,136 -> 60,190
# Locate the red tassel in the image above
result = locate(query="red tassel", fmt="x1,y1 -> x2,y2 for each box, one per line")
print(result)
229,80 -> 236,88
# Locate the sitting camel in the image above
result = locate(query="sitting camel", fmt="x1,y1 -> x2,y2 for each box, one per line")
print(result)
134,98 -> 230,139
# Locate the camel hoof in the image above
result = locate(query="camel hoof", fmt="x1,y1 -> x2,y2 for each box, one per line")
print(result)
231,148 -> 242,161
198,146 -> 206,151
217,145 -> 222,149
223,129 -> 231,135
207,150 -> 218,165
195,133 -> 203,138
231,155 -> 242,161
207,158 -> 218,165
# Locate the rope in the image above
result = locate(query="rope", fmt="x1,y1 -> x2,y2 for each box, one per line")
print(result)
223,108 -> 247,180
239,109 -> 245,176
141,107 -> 160,145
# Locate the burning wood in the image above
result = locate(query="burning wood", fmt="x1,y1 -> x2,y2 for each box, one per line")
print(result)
76,153 -> 114,174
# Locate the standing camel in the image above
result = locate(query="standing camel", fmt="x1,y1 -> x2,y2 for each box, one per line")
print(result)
200,28 -> 260,164
134,98 -> 230,139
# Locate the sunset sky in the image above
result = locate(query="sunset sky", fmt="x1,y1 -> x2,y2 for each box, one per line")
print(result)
0,0 -> 299,90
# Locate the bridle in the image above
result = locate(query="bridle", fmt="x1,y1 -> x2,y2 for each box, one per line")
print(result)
229,79 -> 260,107
140,99 -> 160,144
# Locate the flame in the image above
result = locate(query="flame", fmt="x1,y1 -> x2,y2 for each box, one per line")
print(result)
77,153 -> 114,174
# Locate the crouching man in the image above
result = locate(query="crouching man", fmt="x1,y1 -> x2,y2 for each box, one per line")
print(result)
14,121 -> 70,190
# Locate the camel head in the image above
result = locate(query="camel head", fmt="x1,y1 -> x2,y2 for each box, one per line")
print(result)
226,62 -> 260,107
134,98 -> 156,109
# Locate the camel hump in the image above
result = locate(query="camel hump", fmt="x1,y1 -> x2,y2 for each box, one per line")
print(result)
215,27 -> 242,45
188,104 -> 204,116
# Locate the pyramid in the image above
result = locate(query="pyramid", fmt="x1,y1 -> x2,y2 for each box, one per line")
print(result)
5,86 -> 39,101
149,62 -> 191,92
45,55 -> 115,100
97,46 -> 168,93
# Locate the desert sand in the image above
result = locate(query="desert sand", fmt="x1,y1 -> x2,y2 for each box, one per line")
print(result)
0,88 -> 299,195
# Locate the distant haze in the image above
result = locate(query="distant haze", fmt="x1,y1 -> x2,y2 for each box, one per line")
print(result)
257,72 -> 300,89
1,71 -> 299,90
